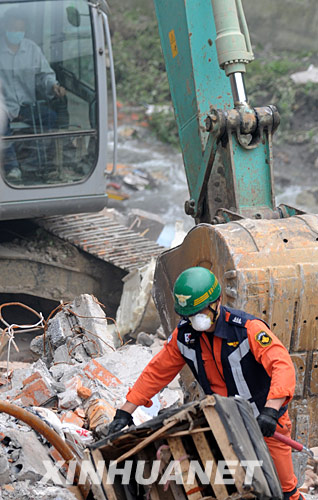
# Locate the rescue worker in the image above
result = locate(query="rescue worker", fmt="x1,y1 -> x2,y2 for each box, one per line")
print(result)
108,266 -> 303,500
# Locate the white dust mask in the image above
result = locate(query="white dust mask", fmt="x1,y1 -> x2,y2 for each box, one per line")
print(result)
190,313 -> 212,332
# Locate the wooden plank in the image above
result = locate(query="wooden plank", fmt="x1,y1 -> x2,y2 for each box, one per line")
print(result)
163,427 -> 211,439
91,449 -> 117,500
167,437 -> 203,500
202,406 -> 246,493
116,419 -> 177,464
191,431 -> 228,500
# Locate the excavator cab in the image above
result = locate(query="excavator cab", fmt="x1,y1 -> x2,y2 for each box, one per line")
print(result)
0,0 -> 115,220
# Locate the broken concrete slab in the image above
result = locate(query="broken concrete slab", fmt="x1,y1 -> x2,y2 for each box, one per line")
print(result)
58,376 -> 83,410
115,259 -> 160,339
127,208 -> 164,242
137,331 -> 154,346
32,295 -> 115,365
0,446 -> 11,485
0,481 -> 78,499
67,294 -> 115,355
14,372 -> 56,407
93,345 -> 153,386
2,429 -> 57,483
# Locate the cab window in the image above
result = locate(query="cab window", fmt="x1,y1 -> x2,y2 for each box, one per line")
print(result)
0,0 -> 98,187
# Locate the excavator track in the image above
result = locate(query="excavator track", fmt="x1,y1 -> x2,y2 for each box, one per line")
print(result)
38,211 -> 164,272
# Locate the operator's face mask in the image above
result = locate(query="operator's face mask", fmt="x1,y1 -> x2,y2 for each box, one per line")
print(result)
6,31 -> 25,45
190,303 -> 218,332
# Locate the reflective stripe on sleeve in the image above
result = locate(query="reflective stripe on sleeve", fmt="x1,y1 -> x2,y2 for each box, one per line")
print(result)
228,338 -> 259,417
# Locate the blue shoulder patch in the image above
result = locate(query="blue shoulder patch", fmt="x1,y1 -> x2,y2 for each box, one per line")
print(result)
227,313 -> 247,327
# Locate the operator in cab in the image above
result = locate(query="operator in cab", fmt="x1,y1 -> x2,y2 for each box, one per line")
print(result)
108,266 -> 304,500
0,8 -> 66,181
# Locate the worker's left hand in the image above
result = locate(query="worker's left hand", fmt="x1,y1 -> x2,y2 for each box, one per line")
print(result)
257,407 -> 279,437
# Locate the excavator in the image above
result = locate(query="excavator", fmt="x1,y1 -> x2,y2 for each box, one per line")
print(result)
0,0 -> 163,319
150,0 -> 318,448
0,0 -> 317,447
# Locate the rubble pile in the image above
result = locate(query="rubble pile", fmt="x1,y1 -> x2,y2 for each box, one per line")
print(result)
0,294 -> 181,497
0,293 -> 317,498
300,448 -> 318,497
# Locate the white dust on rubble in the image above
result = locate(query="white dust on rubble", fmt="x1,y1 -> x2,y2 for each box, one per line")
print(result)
0,292 -> 181,494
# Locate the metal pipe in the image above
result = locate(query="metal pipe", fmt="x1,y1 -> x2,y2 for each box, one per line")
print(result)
230,72 -> 248,105
0,401 -> 81,480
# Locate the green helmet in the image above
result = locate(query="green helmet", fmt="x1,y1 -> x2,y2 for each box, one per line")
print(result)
173,267 -> 221,316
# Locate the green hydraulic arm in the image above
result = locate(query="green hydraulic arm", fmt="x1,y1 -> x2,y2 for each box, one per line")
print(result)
153,0 -> 294,224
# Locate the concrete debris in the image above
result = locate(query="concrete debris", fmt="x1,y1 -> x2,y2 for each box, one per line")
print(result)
30,294 -> 115,364
137,331 -> 154,346
300,447 -> 318,495
127,208 -> 164,241
0,293 -> 181,496
116,258 -> 161,339
3,429 -> 58,483
0,481 -> 78,499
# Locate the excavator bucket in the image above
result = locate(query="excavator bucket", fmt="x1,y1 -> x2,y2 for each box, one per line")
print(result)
153,214 -> 318,445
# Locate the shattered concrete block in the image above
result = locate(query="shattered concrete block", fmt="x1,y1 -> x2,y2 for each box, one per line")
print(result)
67,294 -> 115,356
94,345 -> 153,386
1,481 -> 78,499
31,359 -> 64,393
137,331 -> 154,347
3,429 -> 58,483
58,376 -> 82,410
59,365 -> 86,385
14,372 -> 56,406
0,447 -> 11,485
292,451 -> 308,487
53,345 -> 71,365
116,259 -> 161,338
47,313 -> 73,349
29,334 -> 50,358
49,363 -> 73,382
84,359 -> 121,387
31,294 -> 115,366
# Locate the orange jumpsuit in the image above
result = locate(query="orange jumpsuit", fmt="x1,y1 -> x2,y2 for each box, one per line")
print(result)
127,316 -> 301,499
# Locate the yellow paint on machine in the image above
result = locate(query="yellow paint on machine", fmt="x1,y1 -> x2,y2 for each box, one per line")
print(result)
169,30 -> 178,58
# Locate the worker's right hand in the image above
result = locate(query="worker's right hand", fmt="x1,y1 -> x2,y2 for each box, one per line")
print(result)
52,83 -> 66,98
107,409 -> 134,435
257,407 -> 279,437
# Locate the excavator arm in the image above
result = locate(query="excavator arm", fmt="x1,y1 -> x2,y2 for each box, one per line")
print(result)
154,0 -> 286,223
152,0 -> 318,446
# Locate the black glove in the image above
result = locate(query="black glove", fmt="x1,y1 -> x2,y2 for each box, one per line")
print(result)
257,407 -> 279,437
107,409 -> 134,435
